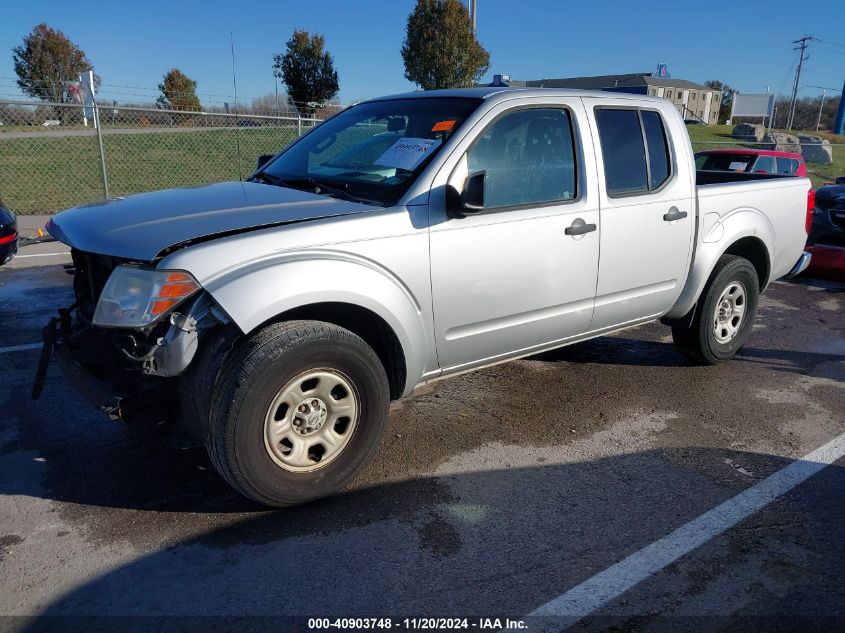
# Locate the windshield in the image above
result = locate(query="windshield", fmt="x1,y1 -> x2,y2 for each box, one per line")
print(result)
256,97 -> 482,206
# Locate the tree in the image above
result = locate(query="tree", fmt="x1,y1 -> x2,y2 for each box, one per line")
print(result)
272,30 -> 339,116
250,92 -> 294,116
157,69 -> 201,111
12,23 -> 98,103
401,0 -> 490,90
705,80 -> 736,124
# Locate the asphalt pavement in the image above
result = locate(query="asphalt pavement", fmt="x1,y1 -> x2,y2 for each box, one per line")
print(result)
0,255 -> 843,632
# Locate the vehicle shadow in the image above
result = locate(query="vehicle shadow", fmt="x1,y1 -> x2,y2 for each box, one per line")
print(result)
529,336 -> 845,380
12,446 -> 845,629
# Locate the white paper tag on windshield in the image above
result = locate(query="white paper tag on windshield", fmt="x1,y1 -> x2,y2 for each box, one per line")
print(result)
374,137 -> 441,171
728,161 -> 748,171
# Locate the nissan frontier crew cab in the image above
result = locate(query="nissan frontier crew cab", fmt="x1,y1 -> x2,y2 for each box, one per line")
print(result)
37,87 -> 813,506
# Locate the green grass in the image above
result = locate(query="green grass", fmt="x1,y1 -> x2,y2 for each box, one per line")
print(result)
0,127 -> 300,214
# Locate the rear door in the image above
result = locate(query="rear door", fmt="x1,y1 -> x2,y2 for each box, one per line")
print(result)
583,101 -> 696,330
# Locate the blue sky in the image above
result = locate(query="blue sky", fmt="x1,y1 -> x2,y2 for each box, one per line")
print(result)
1,0 -> 844,106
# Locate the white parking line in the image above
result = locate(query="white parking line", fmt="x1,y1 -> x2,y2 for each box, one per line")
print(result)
13,252 -> 70,259
0,342 -> 42,354
528,430 -> 845,625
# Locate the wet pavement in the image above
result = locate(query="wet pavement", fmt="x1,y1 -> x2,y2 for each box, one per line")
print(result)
0,261 -> 843,632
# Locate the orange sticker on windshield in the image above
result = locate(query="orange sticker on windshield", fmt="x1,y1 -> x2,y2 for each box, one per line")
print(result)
432,119 -> 456,132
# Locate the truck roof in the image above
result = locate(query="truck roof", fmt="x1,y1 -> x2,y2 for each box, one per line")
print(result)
367,86 -> 668,105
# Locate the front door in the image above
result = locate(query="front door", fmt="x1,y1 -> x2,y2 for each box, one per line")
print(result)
429,101 -> 600,371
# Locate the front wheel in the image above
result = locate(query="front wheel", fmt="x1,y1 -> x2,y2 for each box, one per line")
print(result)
207,320 -> 390,507
671,254 -> 760,365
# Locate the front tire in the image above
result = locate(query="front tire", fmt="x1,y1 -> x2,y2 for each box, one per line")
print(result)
671,254 -> 760,365
207,320 -> 390,507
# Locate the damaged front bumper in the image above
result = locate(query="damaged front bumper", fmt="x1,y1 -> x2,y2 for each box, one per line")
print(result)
53,326 -> 126,419
33,310 -> 151,420
32,292 -> 230,423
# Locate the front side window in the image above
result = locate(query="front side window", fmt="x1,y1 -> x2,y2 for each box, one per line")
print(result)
465,108 -> 577,209
752,155 -> 774,173
259,97 -> 480,206
595,108 -> 673,196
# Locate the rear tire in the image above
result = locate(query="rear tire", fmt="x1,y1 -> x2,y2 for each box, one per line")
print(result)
671,254 -> 760,365
207,320 -> 390,507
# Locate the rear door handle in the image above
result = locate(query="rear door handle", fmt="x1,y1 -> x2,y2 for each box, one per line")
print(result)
565,220 -> 597,236
663,207 -> 688,222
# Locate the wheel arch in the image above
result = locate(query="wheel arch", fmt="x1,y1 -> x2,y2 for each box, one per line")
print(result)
200,255 -> 432,398
723,236 -> 770,290
666,210 -> 774,320
258,302 -> 408,400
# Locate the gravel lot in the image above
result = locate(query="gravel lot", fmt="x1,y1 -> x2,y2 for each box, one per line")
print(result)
1,259 -> 843,632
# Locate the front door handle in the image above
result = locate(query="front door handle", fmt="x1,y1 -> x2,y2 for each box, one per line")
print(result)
663,207 -> 688,222
565,219 -> 597,236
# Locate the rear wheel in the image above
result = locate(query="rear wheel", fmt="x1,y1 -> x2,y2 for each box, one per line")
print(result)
671,254 -> 760,365
207,320 -> 390,507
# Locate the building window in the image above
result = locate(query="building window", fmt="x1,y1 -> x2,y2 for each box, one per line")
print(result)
666,90 -> 673,98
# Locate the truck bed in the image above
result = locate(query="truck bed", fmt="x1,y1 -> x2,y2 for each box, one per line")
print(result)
695,170 -> 795,186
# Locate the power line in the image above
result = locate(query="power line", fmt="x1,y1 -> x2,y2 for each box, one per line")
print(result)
817,38 -> 845,49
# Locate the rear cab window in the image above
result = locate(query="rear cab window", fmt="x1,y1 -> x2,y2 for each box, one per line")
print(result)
696,153 -> 756,173
594,107 -> 672,197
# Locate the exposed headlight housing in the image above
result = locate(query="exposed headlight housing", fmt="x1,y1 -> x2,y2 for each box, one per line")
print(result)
93,266 -> 201,328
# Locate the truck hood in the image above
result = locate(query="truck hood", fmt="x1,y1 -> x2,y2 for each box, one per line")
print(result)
47,181 -> 374,261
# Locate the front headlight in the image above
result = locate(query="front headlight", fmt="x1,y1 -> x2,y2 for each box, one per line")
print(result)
93,265 -> 201,328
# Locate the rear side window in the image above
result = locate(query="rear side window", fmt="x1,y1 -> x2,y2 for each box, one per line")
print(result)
595,108 -> 673,196
595,109 -> 648,195
774,157 -> 798,175
641,111 -> 670,189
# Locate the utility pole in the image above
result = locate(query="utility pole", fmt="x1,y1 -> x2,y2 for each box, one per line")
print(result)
787,35 -> 814,130
469,0 -> 477,34
816,89 -> 826,131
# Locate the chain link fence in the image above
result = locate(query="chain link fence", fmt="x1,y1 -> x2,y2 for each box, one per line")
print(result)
2,99 -> 844,215
0,99 -> 330,214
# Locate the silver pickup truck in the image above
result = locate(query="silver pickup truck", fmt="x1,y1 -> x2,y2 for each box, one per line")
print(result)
38,87 -> 813,506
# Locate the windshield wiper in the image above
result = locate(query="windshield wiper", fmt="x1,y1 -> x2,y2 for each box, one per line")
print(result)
277,176 -> 372,204
252,171 -> 373,204
252,170 -> 283,186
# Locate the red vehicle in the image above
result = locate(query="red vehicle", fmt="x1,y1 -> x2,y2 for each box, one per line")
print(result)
695,149 -> 807,177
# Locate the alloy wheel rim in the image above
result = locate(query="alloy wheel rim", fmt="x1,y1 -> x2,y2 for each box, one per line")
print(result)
263,368 -> 359,472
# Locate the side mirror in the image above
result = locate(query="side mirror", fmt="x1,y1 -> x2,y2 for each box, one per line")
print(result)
446,171 -> 485,217
256,154 -> 274,171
